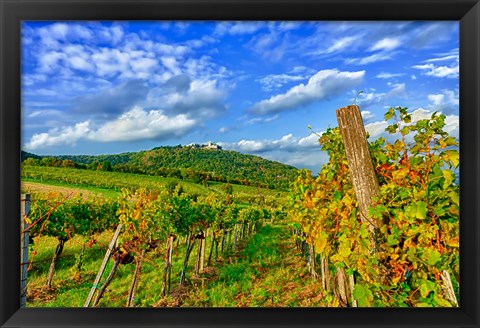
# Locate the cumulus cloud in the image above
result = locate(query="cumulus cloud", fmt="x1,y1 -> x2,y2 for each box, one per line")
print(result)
88,107 -> 196,142
428,89 -> 459,115
250,69 -> 365,115
219,132 -> 326,171
356,83 -> 406,108
25,106 -> 197,150
74,79 -> 148,117
361,111 -> 375,120
25,121 -> 91,150
147,78 -> 226,119
221,132 -> 321,154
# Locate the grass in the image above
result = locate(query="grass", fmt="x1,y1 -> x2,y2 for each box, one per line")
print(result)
181,224 -> 327,307
26,223 -> 329,308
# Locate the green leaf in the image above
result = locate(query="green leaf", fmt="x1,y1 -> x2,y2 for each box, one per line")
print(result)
422,248 -> 441,266
442,170 -> 455,189
384,108 -> 395,121
416,201 -> 428,219
333,191 -> 342,201
441,150 -> 459,169
420,280 -> 436,298
353,284 -> 373,307
387,234 -> 399,246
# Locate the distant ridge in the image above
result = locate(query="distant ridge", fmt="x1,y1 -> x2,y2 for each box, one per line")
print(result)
21,146 -> 299,190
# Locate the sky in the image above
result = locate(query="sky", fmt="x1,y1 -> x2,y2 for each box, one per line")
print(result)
21,21 -> 459,173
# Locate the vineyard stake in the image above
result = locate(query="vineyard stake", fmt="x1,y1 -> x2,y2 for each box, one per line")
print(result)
336,105 -> 381,239
20,194 -> 30,308
441,270 -> 458,306
348,273 -> 357,307
84,223 -> 123,307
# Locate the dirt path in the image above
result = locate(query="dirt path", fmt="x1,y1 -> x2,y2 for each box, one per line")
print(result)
22,181 -> 106,199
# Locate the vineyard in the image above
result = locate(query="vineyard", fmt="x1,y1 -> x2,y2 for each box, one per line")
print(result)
21,106 -> 459,307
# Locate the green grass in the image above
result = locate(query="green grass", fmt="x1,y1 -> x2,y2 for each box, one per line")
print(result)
26,223 -> 329,308
182,225 -> 327,307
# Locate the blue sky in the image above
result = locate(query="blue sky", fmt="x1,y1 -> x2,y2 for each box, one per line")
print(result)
22,21 -> 459,172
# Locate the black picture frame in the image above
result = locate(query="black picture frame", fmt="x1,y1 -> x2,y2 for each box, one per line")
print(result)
1,0 -> 479,327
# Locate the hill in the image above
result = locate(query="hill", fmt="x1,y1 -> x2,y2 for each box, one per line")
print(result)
21,146 -> 299,190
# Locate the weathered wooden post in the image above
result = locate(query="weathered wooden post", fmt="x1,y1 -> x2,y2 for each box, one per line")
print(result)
84,224 -> 123,307
336,105 -> 382,305
336,105 -> 381,235
20,194 -> 31,307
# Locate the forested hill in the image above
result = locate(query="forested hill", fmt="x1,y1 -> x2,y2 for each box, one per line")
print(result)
21,146 -> 299,190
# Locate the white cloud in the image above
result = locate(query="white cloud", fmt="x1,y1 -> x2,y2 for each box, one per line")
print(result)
257,73 -> 306,91
365,120 -> 389,139
161,57 -> 181,75
27,109 -> 65,118
376,72 -> 404,79
38,51 -> 66,72
361,111 -> 375,120
25,106 -> 197,150
25,121 -> 91,150
214,22 -> 264,36
428,89 -> 459,114
69,56 -> 95,72
219,132 -> 326,171
356,83 -> 406,108
412,62 -> 459,78
424,55 -> 458,63
246,115 -> 279,125
221,132 -> 321,154
250,69 -> 365,115
369,37 -> 401,51
89,107 -> 196,142
146,78 -> 227,119
346,52 -> 396,65
324,36 -> 359,54
92,48 -> 130,77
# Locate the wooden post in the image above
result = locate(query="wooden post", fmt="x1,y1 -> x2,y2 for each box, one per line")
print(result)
20,194 -> 30,308
84,224 -> 122,307
336,105 -> 381,235
336,268 -> 348,307
348,274 -> 357,307
441,270 -> 459,307
199,231 -> 206,273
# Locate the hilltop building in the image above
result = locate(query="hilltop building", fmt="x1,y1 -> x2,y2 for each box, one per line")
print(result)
187,141 -> 222,150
